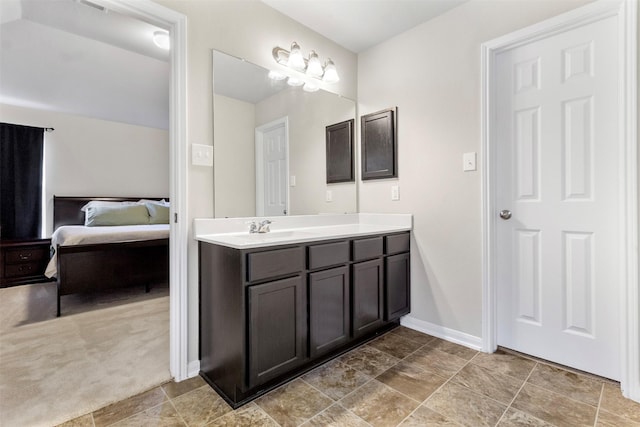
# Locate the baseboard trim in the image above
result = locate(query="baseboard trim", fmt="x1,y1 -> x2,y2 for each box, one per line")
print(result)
400,316 -> 483,351
187,360 -> 200,378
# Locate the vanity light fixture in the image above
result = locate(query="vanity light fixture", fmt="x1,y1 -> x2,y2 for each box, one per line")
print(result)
303,82 -> 319,92
272,41 -> 340,85
268,70 -> 287,81
286,76 -> 304,87
153,30 -> 170,50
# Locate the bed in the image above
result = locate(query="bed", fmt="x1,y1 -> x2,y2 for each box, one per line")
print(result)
50,196 -> 170,316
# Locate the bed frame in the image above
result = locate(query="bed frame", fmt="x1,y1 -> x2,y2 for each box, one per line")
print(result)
53,196 -> 169,316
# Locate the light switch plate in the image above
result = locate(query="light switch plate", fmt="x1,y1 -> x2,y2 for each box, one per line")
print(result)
463,152 -> 477,171
391,185 -> 400,201
290,175 -> 296,187
192,144 -> 213,167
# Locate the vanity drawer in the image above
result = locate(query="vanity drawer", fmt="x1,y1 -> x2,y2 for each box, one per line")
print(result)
308,241 -> 349,270
385,233 -> 410,255
247,247 -> 304,282
352,237 -> 383,262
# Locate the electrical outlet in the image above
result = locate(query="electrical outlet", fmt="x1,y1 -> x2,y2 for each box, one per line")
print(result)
463,152 -> 477,171
290,175 -> 296,187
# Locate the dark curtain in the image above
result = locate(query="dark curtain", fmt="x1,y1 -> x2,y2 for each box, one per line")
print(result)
0,123 -> 44,240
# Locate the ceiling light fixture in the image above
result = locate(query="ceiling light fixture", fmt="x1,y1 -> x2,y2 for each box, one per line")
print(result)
153,30 -> 170,50
272,41 -> 340,84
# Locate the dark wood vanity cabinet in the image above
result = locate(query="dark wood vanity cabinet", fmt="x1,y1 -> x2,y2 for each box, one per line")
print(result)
248,275 -> 307,387
199,230 -> 410,408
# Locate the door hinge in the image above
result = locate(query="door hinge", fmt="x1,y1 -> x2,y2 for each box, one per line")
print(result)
174,213 -> 178,223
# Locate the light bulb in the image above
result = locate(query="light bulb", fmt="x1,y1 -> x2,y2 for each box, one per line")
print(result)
306,51 -> 323,77
287,76 -> 304,87
268,70 -> 287,81
322,59 -> 339,83
303,82 -> 319,92
287,42 -> 306,71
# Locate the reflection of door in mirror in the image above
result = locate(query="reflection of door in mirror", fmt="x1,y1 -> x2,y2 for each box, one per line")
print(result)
256,118 -> 288,216
212,49 -> 357,218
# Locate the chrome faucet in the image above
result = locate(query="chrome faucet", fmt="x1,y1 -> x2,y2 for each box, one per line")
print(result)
248,219 -> 272,233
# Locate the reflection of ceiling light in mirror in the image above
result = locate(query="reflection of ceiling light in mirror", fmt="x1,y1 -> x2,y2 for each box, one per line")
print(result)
287,77 -> 304,87
303,82 -> 319,92
322,59 -> 339,83
268,70 -> 287,81
306,51 -> 323,77
153,31 -> 170,50
287,42 -> 305,70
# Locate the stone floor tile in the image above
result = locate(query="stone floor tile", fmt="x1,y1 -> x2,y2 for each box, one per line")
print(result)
110,401 -> 185,427
425,338 -> 478,361
497,408 -> 555,426
301,403 -> 370,427
390,326 -> 435,346
596,409 -> 640,427
162,375 -> 206,399
338,345 -> 400,377
425,382 -> 507,427
255,378 -> 333,427
398,405 -> 460,426
527,363 -> 603,406
451,363 -> 524,404
302,359 -> 370,400
600,382 -> 640,423
367,332 -> 424,359
471,350 -> 536,380
404,345 -> 468,378
511,383 -> 597,427
376,360 -> 447,402
92,387 -> 167,427
340,379 -> 419,427
207,402 -> 279,427
170,385 -> 231,427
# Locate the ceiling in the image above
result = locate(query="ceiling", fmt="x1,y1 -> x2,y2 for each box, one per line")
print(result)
0,0 -> 467,130
261,0 -> 468,53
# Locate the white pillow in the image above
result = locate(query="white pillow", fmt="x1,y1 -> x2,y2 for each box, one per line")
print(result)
138,199 -> 169,207
80,200 -> 137,212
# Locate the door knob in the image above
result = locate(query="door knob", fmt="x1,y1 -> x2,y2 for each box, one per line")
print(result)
499,209 -> 512,220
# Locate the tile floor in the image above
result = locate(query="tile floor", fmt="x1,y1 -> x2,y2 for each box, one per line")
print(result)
58,327 -> 640,427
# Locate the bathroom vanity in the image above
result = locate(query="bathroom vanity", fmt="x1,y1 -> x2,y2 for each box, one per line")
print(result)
196,214 -> 411,407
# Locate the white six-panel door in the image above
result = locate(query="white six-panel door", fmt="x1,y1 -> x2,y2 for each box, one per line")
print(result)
495,14 -> 620,380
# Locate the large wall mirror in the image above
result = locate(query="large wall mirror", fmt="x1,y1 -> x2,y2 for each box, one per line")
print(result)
212,50 -> 357,218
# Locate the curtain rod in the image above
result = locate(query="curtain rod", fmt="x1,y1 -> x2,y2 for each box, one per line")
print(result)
45,128 -> 55,132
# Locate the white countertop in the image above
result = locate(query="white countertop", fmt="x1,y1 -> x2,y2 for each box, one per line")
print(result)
194,213 -> 412,249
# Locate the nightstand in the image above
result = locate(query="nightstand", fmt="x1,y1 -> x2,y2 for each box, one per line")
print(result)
0,239 -> 53,287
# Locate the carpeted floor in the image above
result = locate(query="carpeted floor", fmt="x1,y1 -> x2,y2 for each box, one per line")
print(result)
0,282 -> 171,427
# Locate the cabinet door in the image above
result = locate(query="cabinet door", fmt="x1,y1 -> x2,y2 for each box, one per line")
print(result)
248,275 -> 306,388
309,266 -> 350,358
385,252 -> 410,320
352,258 -> 384,337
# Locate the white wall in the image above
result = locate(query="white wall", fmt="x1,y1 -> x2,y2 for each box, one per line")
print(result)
0,103 -> 169,235
153,0 -> 358,365
213,94 -> 256,218
255,88 -> 356,215
357,0 -> 595,339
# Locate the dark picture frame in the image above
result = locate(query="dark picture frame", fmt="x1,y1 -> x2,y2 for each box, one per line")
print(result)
325,119 -> 355,183
360,108 -> 397,180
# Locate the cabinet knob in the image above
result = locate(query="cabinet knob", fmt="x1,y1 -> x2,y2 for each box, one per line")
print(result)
18,265 -> 32,272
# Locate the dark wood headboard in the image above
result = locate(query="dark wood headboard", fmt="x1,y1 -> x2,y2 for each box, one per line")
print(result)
53,196 -> 168,230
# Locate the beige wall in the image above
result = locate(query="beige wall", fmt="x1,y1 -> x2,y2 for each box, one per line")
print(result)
255,88 -> 357,215
213,94 -> 256,218
0,103 -> 169,236
357,0 -> 597,338
152,0 -> 358,364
